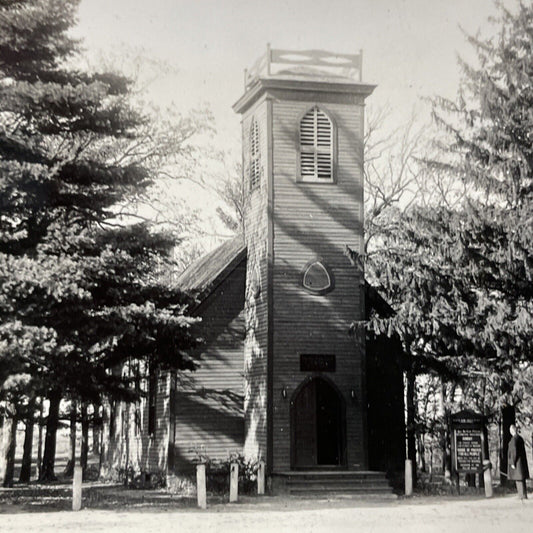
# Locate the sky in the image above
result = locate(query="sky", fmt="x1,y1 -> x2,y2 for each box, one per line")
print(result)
74,0 -> 518,151
72,0 -> 518,247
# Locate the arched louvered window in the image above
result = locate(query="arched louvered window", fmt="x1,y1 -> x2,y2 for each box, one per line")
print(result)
299,107 -> 334,182
249,118 -> 261,190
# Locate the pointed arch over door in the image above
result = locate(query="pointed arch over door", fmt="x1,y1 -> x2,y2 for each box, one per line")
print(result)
291,376 -> 346,469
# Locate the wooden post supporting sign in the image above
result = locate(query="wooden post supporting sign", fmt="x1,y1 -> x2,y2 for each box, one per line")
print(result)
229,462 -> 239,503
196,463 -> 207,509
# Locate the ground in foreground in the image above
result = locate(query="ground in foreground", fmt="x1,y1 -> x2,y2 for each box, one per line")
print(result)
1,490 -> 532,533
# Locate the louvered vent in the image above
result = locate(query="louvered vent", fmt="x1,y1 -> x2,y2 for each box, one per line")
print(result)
299,107 -> 333,181
250,119 -> 261,190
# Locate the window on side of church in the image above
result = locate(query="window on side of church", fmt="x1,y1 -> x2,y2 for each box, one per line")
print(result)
249,118 -> 261,190
299,106 -> 334,183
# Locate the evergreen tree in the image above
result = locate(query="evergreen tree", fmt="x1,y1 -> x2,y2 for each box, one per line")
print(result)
430,1 -> 533,479
363,1 -> 533,483
0,0 -> 201,482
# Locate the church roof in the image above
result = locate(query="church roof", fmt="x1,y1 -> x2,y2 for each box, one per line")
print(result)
176,234 -> 246,299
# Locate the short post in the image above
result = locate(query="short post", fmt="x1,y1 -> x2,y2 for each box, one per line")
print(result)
72,465 -> 83,511
405,459 -> 413,497
229,462 -> 239,503
483,460 -> 493,498
196,463 -> 207,509
257,460 -> 265,495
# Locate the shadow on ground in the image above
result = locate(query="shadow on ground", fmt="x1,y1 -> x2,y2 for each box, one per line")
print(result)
0,479 -> 528,515
0,483 -> 201,513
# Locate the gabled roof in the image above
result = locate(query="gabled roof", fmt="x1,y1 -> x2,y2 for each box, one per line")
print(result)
176,234 -> 246,300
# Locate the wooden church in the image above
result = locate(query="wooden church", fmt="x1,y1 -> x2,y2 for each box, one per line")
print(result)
101,47 -> 405,494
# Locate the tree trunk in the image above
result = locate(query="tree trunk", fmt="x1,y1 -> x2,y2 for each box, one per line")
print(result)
405,366 -> 417,487
439,381 -> 453,483
124,403 -> 130,487
19,402 -> 36,483
0,411 -> 7,484
500,405 -> 515,486
40,391 -> 61,482
64,401 -> 77,477
478,422 -> 490,489
80,402 -> 89,474
37,398 -> 44,480
92,404 -> 101,456
1,415 -> 17,487
417,433 -> 426,473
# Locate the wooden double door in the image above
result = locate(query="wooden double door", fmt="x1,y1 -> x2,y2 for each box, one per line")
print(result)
291,377 -> 346,468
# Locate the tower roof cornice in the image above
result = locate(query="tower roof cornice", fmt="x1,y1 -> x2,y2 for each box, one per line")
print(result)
233,76 -> 376,114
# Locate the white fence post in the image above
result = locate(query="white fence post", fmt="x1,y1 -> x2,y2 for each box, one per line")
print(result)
257,460 -> 265,495
229,462 -> 239,503
483,460 -> 493,498
72,466 -> 83,511
405,459 -> 413,497
196,463 -> 207,509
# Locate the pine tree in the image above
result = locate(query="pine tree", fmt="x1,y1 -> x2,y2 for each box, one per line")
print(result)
0,0 -> 201,481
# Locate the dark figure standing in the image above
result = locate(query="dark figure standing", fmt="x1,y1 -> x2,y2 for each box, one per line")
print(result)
508,424 -> 529,499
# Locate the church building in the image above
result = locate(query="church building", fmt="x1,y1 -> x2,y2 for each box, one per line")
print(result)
101,47 -> 405,494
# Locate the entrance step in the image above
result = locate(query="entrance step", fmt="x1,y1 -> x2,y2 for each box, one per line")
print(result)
273,471 -> 397,498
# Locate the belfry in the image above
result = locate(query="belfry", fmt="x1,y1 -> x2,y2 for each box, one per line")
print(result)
233,47 -> 374,475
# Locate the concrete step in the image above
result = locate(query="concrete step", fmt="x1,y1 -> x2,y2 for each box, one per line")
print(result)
287,480 -> 391,489
289,484 -> 393,493
279,472 -> 388,480
275,470 -> 396,497
289,491 -> 399,500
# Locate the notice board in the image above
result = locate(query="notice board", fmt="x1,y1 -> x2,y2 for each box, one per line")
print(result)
451,410 -> 486,474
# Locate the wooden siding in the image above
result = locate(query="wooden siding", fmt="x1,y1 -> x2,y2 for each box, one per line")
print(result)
270,93 -> 366,472
170,259 -> 246,472
242,96 -> 270,464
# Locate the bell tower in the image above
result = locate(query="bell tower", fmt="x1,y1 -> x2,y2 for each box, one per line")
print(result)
233,46 -> 375,477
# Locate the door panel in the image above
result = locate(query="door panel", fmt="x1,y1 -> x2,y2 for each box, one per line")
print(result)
316,379 -> 341,465
293,380 -> 316,467
292,378 -> 345,469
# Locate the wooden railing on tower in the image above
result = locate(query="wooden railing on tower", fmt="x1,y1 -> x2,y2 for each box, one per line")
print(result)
244,44 -> 363,89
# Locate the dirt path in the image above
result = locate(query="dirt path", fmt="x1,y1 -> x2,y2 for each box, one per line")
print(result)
1,495 -> 532,533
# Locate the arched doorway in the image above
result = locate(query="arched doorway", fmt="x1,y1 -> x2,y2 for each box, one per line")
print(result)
291,377 -> 346,469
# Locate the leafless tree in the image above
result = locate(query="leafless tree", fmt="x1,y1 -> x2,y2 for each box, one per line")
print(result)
364,105 -> 427,254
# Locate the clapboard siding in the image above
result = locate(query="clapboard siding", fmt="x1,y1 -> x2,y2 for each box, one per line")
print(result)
170,258 -> 246,472
241,97 -> 270,463
270,94 -> 366,472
